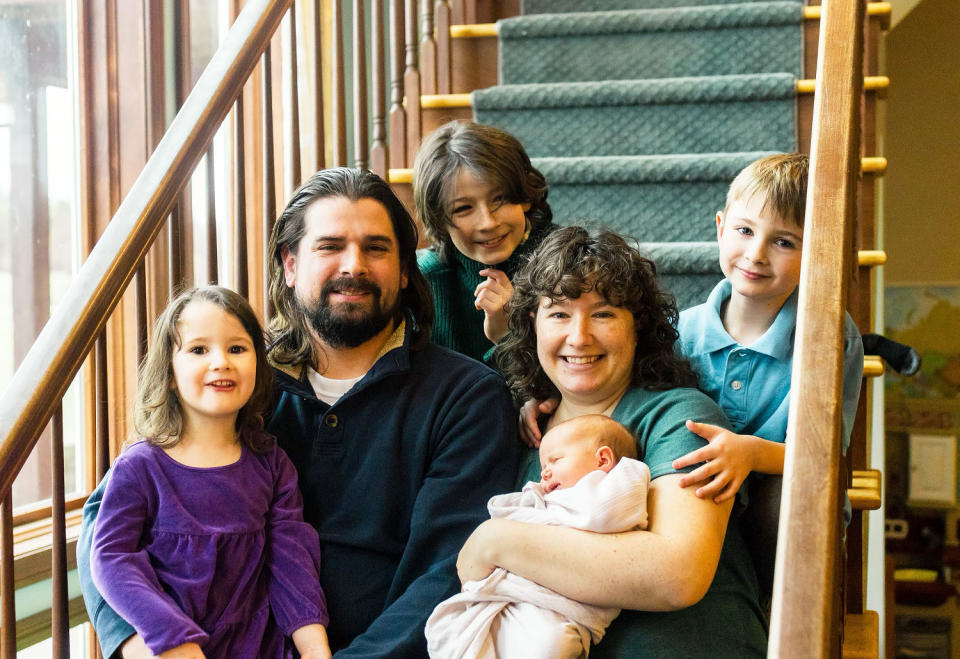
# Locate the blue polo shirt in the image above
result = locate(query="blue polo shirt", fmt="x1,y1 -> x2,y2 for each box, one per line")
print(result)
677,279 -> 863,453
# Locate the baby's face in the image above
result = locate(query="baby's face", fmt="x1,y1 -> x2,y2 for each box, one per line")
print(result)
538,424 -> 601,493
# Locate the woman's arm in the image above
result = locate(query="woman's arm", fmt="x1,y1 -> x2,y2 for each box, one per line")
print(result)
458,473 -> 732,611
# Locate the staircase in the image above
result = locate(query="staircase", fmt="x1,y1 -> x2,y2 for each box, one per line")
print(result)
391,0 -> 888,654
0,0 -> 886,655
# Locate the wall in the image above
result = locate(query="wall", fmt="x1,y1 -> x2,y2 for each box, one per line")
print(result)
884,0 -> 960,285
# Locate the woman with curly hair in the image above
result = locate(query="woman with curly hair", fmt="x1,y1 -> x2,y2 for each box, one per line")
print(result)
458,227 -> 767,657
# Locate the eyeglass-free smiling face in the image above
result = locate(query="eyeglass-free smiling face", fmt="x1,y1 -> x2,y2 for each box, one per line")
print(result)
172,300 -> 257,425
534,290 -> 636,409
717,193 -> 803,311
445,168 -> 530,266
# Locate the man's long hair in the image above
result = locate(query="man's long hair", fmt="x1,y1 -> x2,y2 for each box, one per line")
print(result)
267,168 -> 434,369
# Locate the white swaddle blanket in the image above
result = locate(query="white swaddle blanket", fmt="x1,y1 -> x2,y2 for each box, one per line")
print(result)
425,458 -> 650,659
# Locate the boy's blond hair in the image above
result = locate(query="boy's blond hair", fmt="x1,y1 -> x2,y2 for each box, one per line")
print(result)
723,153 -> 808,228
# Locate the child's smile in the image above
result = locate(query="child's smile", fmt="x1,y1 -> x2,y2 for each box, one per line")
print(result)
716,194 -> 803,310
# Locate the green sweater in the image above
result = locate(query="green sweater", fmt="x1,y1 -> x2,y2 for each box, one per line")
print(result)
417,222 -> 556,363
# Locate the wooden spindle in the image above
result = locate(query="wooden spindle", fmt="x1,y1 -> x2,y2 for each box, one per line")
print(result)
420,0 -> 437,94
370,0 -> 388,177
353,0 -> 369,169
313,0 -> 327,170
436,1 -> 452,94
0,491 -> 15,657
389,0 -> 407,169
404,0 -> 422,166
50,405 -> 69,658
234,100 -> 249,299
95,332 -> 109,479
135,265 -> 148,363
331,0 -> 347,166
206,145 -> 219,284
450,0 -> 464,24
464,0 -> 476,24
288,3 -> 302,186
263,44 -> 277,318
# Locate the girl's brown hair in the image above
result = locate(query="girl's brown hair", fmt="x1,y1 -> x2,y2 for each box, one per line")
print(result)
135,286 -> 274,452
496,226 -> 698,404
413,120 -> 552,264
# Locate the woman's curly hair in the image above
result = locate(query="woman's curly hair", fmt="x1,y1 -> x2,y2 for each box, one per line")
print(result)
495,226 -> 698,404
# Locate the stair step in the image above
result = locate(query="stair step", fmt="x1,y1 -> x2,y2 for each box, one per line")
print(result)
533,152 -> 768,239
522,0 -> 778,13
499,2 -> 804,84
472,74 -> 798,157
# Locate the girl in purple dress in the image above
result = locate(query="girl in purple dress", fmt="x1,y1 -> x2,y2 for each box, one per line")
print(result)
91,286 -> 330,659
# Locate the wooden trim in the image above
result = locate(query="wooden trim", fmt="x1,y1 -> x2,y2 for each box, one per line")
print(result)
0,0 -> 295,498
767,0 -> 865,653
450,22 -> 495,38
857,250 -> 886,267
861,156 -> 886,173
391,156 -> 884,183
420,79 -> 886,108
13,597 -> 87,653
862,355 -> 883,378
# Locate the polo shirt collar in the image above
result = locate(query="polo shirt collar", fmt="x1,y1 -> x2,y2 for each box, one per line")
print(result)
747,288 -> 797,360
689,279 -> 797,360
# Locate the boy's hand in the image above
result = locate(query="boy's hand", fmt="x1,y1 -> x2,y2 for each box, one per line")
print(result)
672,420 -> 760,504
518,397 -> 560,448
475,268 -> 513,344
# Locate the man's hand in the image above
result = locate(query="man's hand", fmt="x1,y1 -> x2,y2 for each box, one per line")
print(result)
157,642 -> 204,659
518,397 -> 559,448
457,519 -> 501,584
475,268 -> 514,344
672,420 -> 760,504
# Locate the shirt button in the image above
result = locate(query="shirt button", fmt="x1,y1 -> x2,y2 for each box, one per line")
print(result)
324,414 -> 339,428
730,380 -> 742,391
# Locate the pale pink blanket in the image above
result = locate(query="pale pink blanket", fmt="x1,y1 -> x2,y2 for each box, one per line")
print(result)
425,458 -> 650,659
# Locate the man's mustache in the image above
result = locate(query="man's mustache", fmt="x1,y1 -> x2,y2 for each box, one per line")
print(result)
320,276 -> 381,301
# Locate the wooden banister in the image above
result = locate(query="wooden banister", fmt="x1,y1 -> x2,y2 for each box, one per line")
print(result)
0,0 -> 293,499
768,0 -> 865,654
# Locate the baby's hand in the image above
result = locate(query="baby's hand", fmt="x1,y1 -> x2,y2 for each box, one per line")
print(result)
157,642 -> 204,659
475,268 -> 514,343
518,397 -> 559,448
672,420 -> 760,504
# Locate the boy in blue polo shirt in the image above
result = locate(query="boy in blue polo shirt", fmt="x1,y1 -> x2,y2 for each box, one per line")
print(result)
672,153 -> 863,597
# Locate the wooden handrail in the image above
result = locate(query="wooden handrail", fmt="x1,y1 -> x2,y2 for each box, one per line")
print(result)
768,0 -> 865,654
0,0 -> 293,498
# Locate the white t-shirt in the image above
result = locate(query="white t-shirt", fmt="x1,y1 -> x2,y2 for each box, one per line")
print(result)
306,367 -> 363,405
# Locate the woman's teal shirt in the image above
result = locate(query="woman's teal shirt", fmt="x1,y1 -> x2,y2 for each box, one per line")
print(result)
519,386 -> 768,658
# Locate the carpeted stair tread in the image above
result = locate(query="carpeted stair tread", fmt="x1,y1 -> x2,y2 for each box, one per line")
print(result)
500,2 -> 804,84
522,0 -> 773,13
535,153 -> 772,241
533,151 -> 776,184
638,242 -> 722,310
472,75 -> 797,157
472,73 -> 797,110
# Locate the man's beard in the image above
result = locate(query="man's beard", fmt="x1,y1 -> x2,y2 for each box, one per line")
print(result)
298,276 -> 399,348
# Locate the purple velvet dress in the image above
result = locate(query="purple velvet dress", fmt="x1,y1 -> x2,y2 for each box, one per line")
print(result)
91,439 -> 328,657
